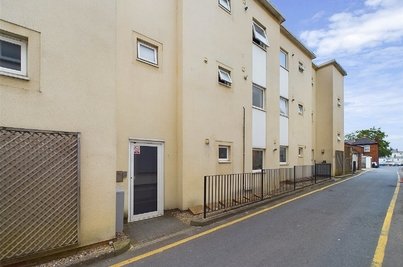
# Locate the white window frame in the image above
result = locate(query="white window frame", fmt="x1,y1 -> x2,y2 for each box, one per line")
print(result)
298,104 -> 304,115
252,22 -> 269,48
280,146 -> 288,164
218,145 -> 230,162
280,97 -> 289,117
137,40 -> 158,65
279,49 -> 288,70
0,34 -> 27,76
218,67 -> 232,86
218,0 -> 231,12
298,147 -> 304,158
252,83 -> 265,110
252,149 -> 264,171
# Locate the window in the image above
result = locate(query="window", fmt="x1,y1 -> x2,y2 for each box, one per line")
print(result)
252,84 -> 265,109
137,40 -> 158,65
218,67 -> 232,86
364,145 -> 370,153
0,34 -> 27,76
279,50 -> 288,69
298,104 -> 304,115
280,146 -> 287,163
253,149 -> 264,170
218,145 -> 230,162
298,147 -> 304,157
280,97 -> 289,117
252,22 -> 269,48
218,0 -> 231,12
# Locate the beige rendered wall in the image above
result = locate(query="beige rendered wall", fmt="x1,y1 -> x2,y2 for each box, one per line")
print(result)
315,66 -> 334,165
115,0 -> 179,215
177,0 -> 283,209
332,68 -> 345,152
0,0 -> 117,246
279,34 -> 315,167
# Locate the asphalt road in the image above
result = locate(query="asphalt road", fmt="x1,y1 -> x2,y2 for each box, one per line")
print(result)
109,167 -> 401,267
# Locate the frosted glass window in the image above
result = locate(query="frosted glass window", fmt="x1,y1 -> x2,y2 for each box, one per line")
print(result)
138,41 -> 158,64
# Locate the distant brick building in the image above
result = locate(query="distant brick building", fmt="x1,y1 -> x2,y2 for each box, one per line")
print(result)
348,138 -> 379,166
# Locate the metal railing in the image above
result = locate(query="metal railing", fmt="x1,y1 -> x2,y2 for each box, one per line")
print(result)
203,164 -> 331,218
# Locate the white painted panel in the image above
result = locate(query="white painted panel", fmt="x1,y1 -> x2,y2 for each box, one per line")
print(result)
279,116 -> 288,146
252,108 -> 266,148
280,67 -> 288,98
252,45 -> 266,87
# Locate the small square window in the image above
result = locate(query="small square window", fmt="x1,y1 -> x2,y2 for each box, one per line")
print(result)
298,147 -> 304,157
253,149 -> 264,170
252,22 -> 269,48
219,0 -> 231,12
280,97 -> 289,117
252,84 -> 265,109
279,49 -> 288,69
298,104 -> 304,115
280,146 -> 288,163
218,67 -> 232,86
137,40 -> 158,65
218,146 -> 230,162
0,34 -> 27,76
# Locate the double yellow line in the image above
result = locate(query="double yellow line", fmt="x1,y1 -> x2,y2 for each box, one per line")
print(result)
371,176 -> 400,267
112,171 -> 398,267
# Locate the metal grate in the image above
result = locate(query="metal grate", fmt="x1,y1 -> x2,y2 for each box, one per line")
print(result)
0,127 -> 80,262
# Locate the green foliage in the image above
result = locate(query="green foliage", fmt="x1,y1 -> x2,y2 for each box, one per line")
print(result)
345,127 -> 392,157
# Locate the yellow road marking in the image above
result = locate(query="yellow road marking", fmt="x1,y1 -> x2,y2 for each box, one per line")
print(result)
371,179 -> 400,267
111,174 -> 363,267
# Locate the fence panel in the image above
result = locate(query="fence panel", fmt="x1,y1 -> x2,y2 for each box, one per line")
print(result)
0,127 -> 80,262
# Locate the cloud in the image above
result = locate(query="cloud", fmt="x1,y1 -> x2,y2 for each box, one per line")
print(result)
300,0 -> 403,57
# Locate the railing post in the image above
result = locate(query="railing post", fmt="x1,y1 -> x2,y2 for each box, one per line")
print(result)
293,166 -> 296,191
261,169 -> 264,200
314,164 -> 317,184
203,176 -> 207,219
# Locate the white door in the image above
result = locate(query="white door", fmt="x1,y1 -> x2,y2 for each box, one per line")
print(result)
129,141 -> 164,222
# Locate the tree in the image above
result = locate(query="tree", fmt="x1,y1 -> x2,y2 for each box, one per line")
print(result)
345,127 -> 392,157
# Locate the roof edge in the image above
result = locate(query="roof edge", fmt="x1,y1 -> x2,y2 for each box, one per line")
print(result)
280,25 -> 316,59
257,0 -> 285,23
315,59 -> 347,76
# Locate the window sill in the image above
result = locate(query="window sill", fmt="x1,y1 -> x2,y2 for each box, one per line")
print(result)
218,160 -> 231,164
252,106 -> 266,112
0,71 -> 30,81
219,5 -> 231,14
280,162 -> 288,166
218,82 -> 232,88
252,41 -> 267,51
136,58 -> 159,68
280,114 -> 289,118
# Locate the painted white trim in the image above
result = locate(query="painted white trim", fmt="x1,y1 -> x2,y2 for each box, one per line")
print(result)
252,22 -> 269,47
128,140 -> 164,222
218,0 -> 231,12
137,41 -> 158,65
0,34 -> 27,76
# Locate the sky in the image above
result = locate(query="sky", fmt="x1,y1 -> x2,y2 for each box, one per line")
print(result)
270,0 -> 403,150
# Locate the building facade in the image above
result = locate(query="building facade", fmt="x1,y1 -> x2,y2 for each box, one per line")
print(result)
0,0 -> 346,262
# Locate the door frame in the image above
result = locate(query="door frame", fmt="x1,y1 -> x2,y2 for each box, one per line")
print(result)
128,139 -> 164,222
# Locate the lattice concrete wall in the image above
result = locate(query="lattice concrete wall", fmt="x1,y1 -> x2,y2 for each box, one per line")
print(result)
0,127 -> 80,262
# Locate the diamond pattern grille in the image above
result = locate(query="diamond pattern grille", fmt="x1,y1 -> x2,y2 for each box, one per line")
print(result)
0,127 -> 80,261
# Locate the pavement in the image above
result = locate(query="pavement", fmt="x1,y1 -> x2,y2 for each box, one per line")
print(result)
5,168 -> 378,266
